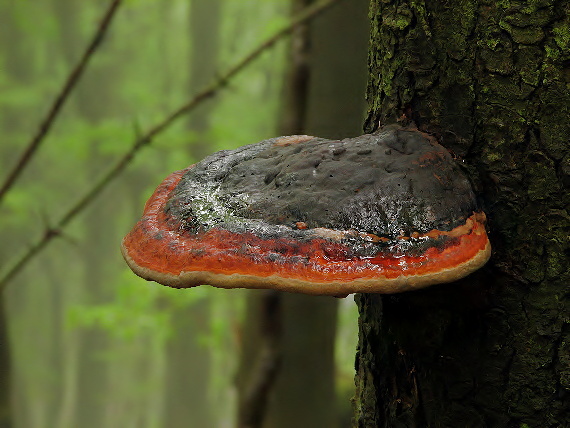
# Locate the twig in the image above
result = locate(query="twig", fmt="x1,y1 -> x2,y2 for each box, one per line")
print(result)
0,0 -> 345,292
0,0 -> 123,206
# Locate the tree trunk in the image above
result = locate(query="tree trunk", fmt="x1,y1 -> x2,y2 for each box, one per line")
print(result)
51,1 -> 125,425
186,0 -> 222,160
0,1 -> 22,425
235,1 -> 369,427
267,1 -> 369,427
354,1 -> 570,427
162,2 -> 221,427
0,2 -> 59,426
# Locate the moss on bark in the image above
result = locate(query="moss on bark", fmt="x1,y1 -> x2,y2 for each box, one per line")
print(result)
355,1 -> 570,426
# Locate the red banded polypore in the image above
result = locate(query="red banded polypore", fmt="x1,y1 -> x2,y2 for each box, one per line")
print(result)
122,125 -> 491,296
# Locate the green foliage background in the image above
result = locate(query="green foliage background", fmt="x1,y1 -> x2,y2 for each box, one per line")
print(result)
0,1 -> 359,427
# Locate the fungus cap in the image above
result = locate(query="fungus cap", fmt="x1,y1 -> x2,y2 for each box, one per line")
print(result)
122,125 -> 491,296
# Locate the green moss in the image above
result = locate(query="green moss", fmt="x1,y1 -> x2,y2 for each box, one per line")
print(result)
499,20 -> 545,44
503,7 -> 553,27
481,46 -> 514,74
540,116 -> 570,160
522,256 -> 546,283
437,0 -> 476,58
484,38 -> 502,49
544,43 -> 561,62
383,15 -> 411,30
484,150 -> 503,163
410,0 -> 431,37
546,244 -> 567,279
553,22 -> 570,54
496,0 -> 511,7
382,4 -> 412,30
526,156 -> 558,201
515,46 -> 543,86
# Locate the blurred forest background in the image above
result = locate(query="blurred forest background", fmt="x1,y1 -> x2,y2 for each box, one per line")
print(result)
0,0 -> 369,427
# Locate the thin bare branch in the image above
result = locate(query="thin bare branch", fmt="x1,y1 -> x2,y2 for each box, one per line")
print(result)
0,0 -> 345,291
0,0 -> 123,206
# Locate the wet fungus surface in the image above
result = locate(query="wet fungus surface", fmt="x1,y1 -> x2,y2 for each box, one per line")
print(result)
122,125 -> 491,296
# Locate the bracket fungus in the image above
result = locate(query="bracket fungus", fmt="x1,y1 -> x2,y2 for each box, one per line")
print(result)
122,125 -> 490,296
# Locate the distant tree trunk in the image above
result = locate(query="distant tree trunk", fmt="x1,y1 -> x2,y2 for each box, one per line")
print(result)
0,0 -> 35,135
51,1 -> 124,426
0,1 -> 20,425
354,1 -> 570,427
268,1 -> 369,427
0,2 -> 53,426
236,1 -> 369,427
186,0 -> 222,160
162,1 -> 221,427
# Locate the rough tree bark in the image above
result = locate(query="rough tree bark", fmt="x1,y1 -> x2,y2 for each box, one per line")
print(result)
354,1 -> 570,427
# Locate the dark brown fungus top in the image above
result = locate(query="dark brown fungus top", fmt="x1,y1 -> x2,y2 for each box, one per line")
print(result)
122,125 -> 491,296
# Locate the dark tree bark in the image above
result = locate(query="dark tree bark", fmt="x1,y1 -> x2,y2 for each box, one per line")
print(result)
354,1 -> 570,427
